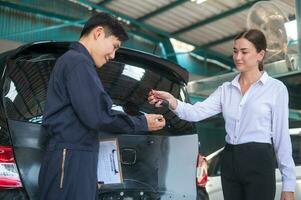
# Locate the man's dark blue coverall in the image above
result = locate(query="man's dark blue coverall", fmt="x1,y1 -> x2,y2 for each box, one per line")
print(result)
38,42 -> 148,200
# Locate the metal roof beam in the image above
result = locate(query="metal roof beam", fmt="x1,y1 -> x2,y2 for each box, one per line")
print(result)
198,32 -> 240,48
0,0 -> 233,66
97,0 -> 114,6
78,0 -> 233,65
0,1 -> 160,43
161,39 -> 178,63
138,0 -> 189,21
78,0 -> 175,38
0,1 -> 78,22
173,0 -> 261,35
0,20 -> 85,39
128,31 -> 162,43
193,47 -> 234,67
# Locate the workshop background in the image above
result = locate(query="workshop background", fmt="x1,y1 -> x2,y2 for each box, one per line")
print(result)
0,0 -> 299,154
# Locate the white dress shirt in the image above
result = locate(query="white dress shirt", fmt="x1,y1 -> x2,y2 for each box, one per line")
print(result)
173,72 -> 296,192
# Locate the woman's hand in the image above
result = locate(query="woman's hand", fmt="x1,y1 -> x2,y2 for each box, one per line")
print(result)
148,90 -> 178,110
280,192 -> 294,200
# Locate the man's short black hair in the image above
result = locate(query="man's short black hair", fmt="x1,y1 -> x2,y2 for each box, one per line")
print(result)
80,12 -> 129,42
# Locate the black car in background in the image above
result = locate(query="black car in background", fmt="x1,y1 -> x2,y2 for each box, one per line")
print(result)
0,41 -> 200,199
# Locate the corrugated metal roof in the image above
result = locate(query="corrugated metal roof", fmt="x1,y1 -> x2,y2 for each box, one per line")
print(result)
98,0 -> 296,58
0,0 -> 296,63
106,0 -> 177,19
211,41 -> 235,56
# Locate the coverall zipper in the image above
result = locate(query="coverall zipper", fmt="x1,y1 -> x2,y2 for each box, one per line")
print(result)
60,148 -> 67,189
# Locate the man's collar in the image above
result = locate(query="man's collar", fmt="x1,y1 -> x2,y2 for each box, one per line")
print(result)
69,42 -> 95,66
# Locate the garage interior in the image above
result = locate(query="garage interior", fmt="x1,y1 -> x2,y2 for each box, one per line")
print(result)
0,0 -> 300,155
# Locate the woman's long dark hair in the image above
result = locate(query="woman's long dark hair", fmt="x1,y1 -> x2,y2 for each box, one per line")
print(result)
235,29 -> 267,71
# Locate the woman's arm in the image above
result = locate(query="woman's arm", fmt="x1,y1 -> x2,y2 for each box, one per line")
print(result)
149,86 -> 223,122
272,84 -> 296,195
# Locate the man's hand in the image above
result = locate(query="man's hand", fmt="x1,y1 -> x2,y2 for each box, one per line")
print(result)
145,114 -> 166,131
281,192 -> 294,200
148,90 -> 178,110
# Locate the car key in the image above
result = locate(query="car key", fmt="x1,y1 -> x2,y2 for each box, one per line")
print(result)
161,99 -> 169,108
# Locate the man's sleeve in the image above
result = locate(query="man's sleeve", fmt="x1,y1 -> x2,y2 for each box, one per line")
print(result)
65,61 -> 148,133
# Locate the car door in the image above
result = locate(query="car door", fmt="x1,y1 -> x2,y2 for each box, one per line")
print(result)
1,44 -> 64,199
95,59 -> 199,199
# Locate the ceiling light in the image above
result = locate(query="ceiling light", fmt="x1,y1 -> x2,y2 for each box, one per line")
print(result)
170,38 -> 195,53
196,0 -> 206,4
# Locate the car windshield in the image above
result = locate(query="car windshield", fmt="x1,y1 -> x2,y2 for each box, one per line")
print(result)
2,51 -> 195,135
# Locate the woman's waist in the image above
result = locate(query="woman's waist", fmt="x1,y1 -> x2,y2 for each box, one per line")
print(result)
225,132 -> 273,145
224,141 -> 272,152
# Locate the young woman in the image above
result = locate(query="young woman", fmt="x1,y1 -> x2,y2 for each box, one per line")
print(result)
148,29 -> 295,200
